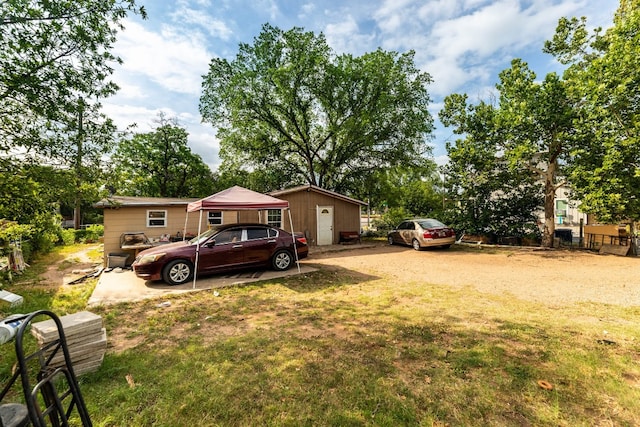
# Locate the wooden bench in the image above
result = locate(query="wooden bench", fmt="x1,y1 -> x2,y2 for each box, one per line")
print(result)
339,231 -> 361,245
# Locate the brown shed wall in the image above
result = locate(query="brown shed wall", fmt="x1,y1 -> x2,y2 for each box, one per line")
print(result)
276,190 -> 361,245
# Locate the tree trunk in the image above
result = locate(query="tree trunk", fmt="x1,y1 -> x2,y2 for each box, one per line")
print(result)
541,162 -> 556,248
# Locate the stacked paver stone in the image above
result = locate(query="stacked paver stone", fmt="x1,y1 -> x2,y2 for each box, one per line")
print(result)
31,311 -> 107,375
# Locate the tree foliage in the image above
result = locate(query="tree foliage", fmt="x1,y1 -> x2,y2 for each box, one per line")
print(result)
110,115 -> 216,198
200,24 -> 434,195
0,0 -> 145,151
440,95 -> 543,241
0,158 -> 82,253
494,61 -> 575,246
0,0 -> 145,234
544,0 -> 640,225
358,160 -> 441,214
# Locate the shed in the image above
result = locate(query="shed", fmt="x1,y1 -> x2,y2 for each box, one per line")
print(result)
269,185 -> 367,246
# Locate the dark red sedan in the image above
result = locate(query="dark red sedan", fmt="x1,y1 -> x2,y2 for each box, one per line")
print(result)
132,223 -> 308,285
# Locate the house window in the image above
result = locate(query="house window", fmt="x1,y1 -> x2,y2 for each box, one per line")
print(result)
147,210 -> 167,227
267,209 -> 282,228
208,211 -> 223,226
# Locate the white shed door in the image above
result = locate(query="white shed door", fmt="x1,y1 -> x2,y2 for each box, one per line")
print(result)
316,206 -> 334,245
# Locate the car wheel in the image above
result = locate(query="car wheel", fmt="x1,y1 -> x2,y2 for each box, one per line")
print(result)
162,259 -> 193,285
412,239 -> 422,251
387,235 -> 394,245
272,250 -> 293,271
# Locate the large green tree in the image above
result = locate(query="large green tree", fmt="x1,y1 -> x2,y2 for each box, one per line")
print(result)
495,61 -> 575,246
200,24 -> 434,194
544,0 -> 640,230
440,95 -> 543,241
356,159 -> 440,214
1,0 -> 144,234
441,59 -> 574,247
0,158 -> 88,252
110,115 -> 216,198
0,0 -> 145,151
39,97 -> 121,228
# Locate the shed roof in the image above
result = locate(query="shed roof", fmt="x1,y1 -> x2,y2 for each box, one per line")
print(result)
94,196 -> 197,209
269,184 -> 367,206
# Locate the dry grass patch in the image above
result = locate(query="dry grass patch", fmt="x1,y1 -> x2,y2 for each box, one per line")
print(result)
80,266 -> 640,426
3,244 -> 639,426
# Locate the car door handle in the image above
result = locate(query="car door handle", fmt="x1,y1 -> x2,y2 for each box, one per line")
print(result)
267,239 -> 276,243
232,244 -> 243,248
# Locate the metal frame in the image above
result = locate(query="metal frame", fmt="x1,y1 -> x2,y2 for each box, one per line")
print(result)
0,310 -> 92,426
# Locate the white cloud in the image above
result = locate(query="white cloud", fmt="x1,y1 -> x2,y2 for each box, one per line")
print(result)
417,0 -> 461,21
359,0 -> 619,100
170,2 -> 233,40
188,129 -> 221,170
252,0 -> 280,21
324,16 -> 376,54
433,154 -> 450,166
111,81 -> 147,100
114,21 -> 211,96
373,0 -> 418,33
299,2 -> 316,19
101,103 -> 167,131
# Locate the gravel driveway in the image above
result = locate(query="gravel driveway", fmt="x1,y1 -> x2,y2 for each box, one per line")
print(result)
304,243 -> 640,307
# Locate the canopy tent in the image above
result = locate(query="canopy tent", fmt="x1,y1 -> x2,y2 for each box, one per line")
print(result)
184,186 -> 299,288
187,185 -> 289,212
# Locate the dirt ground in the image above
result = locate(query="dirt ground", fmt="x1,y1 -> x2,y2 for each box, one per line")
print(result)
41,245 -> 102,287
305,243 -> 640,307
41,242 -> 640,308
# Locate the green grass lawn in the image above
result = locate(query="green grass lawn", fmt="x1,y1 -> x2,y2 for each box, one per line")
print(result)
2,243 -> 640,426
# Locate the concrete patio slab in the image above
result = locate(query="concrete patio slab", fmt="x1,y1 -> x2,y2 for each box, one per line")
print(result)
88,264 -> 317,306
87,243 -> 378,306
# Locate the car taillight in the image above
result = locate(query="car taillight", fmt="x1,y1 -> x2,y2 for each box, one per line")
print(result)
424,228 -> 453,239
296,237 -> 307,245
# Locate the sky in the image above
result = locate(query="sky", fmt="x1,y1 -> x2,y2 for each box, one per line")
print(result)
103,0 -> 620,171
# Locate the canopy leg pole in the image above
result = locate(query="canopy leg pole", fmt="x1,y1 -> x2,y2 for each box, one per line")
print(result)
192,210 -> 203,289
183,211 -> 189,241
288,209 -> 300,273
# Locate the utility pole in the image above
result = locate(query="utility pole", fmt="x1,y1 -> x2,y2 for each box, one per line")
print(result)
73,97 -> 84,230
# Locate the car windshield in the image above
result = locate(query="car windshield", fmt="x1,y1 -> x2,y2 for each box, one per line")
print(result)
418,219 -> 446,229
188,228 -> 218,245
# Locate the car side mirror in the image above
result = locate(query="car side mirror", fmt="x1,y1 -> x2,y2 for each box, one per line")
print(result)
204,239 -> 216,247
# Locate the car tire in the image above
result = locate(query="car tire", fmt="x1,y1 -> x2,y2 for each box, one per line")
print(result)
387,235 -> 394,245
272,250 -> 293,271
162,259 -> 193,285
412,239 -> 422,251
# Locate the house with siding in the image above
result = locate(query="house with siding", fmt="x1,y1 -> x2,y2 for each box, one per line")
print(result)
95,185 -> 367,266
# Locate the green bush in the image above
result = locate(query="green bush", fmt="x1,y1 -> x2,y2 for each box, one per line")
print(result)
59,228 -> 76,245
19,240 -> 33,263
372,207 -> 411,232
77,224 -> 104,243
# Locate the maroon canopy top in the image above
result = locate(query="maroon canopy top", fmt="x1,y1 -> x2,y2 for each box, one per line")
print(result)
186,186 -> 289,212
